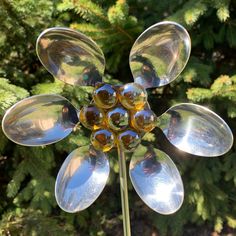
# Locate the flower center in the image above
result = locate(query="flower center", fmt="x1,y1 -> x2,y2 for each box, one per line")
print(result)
79,83 -> 157,152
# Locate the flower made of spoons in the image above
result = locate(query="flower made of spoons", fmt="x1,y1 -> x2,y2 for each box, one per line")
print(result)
2,22 -> 233,215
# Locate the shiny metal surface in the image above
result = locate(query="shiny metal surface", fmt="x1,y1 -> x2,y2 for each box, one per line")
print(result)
55,146 -> 110,213
129,145 -> 184,214
157,103 -> 234,156
2,94 -> 79,146
129,21 -> 191,88
36,27 -> 105,86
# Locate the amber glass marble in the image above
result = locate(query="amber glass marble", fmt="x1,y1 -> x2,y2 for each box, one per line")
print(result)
117,130 -> 141,152
107,107 -> 129,131
118,83 -> 147,110
93,83 -> 117,109
79,105 -> 104,130
131,109 -> 157,132
79,82 -> 157,152
91,129 -> 115,152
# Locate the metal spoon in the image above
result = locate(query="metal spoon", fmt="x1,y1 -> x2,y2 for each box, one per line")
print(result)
129,145 -> 184,214
36,27 -> 105,86
157,103 -> 234,157
2,94 -> 79,146
129,21 -> 191,89
55,146 -> 110,213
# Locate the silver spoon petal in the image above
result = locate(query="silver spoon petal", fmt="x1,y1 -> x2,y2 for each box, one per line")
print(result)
2,94 -> 79,146
129,145 -> 184,215
55,146 -> 110,213
36,27 -> 105,86
157,103 -> 234,157
129,21 -> 191,89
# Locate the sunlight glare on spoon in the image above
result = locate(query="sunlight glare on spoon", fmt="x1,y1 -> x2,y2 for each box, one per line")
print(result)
129,145 -> 184,214
55,146 -> 110,213
2,94 -> 79,146
157,103 -> 234,156
129,21 -> 191,89
36,27 -> 105,86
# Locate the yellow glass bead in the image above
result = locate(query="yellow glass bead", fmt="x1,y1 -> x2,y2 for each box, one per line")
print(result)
107,107 -> 129,131
117,130 -> 141,152
131,109 -> 157,132
79,105 -> 104,130
93,83 -> 118,109
91,129 -> 115,152
118,83 -> 147,110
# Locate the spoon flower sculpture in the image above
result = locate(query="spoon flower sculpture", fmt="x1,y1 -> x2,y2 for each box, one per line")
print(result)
2,22 -> 234,219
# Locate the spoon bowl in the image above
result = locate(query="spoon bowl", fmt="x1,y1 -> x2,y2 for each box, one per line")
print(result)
157,103 -> 234,157
2,94 -> 79,146
36,27 -> 105,86
129,145 -> 184,214
129,21 -> 191,89
55,146 -> 110,212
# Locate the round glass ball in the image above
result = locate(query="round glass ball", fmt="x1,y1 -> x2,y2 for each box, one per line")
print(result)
106,107 -> 129,131
117,130 -> 141,152
93,83 -> 117,109
118,83 -> 147,110
131,109 -> 157,132
79,105 -> 104,130
91,129 -> 115,152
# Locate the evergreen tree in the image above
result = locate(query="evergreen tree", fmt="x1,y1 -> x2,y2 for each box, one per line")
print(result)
0,0 -> 235,235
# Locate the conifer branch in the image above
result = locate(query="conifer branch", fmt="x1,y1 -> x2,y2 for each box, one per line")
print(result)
1,0 -> 33,38
63,0 -> 133,41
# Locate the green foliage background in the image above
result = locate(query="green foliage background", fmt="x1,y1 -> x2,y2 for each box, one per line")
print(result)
0,0 -> 236,235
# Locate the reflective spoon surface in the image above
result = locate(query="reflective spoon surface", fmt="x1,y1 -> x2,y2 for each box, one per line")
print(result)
157,103 -> 234,157
55,146 -> 110,213
130,145 -> 184,214
2,94 -> 79,146
130,21 -> 191,89
36,27 -> 105,86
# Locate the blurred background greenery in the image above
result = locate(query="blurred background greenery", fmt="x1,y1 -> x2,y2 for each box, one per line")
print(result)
0,0 -> 236,235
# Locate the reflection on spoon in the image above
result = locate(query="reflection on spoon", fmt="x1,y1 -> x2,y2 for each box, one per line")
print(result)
157,103 -> 234,157
36,27 -> 105,86
130,21 -> 191,89
130,145 -> 184,214
55,146 -> 110,213
2,94 -> 79,146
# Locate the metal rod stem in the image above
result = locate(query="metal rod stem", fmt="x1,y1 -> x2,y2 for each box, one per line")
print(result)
117,145 -> 131,236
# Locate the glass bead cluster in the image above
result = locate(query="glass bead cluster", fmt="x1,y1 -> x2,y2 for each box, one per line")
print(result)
79,83 -> 157,152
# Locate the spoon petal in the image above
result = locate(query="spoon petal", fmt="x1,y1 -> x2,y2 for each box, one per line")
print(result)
129,145 -> 184,214
157,103 -> 234,156
36,27 -> 105,86
2,94 -> 79,146
129,21 -> 191,89
55,146 -> 110,213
